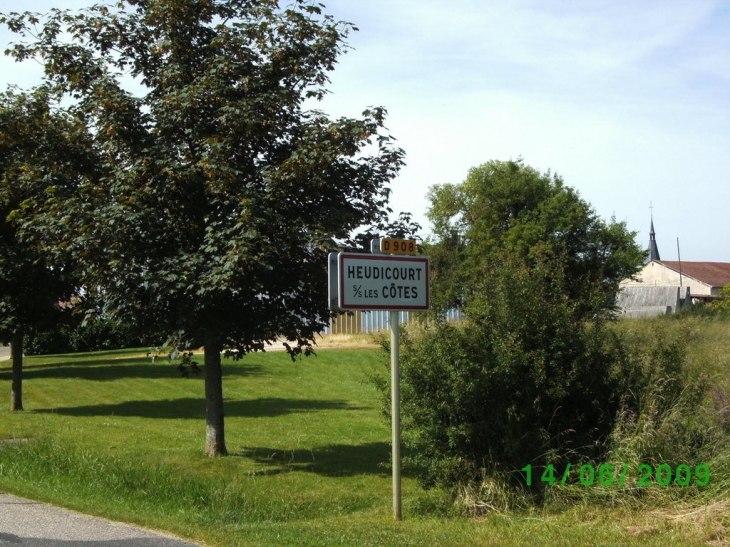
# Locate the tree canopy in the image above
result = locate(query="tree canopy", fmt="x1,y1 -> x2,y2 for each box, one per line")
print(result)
0,88 -> 85,410
426,159 -> 646,317
387,159 -> 650,491
1,0 -> 404,454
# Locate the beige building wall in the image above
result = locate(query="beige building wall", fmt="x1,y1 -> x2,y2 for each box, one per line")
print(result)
621,261 -> 713,296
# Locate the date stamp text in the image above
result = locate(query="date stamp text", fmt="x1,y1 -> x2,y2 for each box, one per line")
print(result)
521,463 -> 710,487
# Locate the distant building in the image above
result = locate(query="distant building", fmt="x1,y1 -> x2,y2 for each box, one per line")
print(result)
622,260 -> 730,301
617,215 -> 730,316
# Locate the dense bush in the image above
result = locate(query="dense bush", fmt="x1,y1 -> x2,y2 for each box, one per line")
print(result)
378,258 -> 714,502
385,259 -> 621,489
375,159 -> 723,506
24,319 -> 145,355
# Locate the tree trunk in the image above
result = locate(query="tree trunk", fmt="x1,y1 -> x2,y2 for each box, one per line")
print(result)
204,330 -> 227,456
10,331 -> 23,412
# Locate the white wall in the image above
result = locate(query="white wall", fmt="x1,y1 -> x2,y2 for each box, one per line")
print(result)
621,261 -> 713,296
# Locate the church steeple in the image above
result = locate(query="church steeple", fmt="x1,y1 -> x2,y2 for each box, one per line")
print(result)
649,205 -> 660,261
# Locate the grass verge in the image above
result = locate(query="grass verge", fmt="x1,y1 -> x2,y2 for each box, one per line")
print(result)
0,340 -> 727,546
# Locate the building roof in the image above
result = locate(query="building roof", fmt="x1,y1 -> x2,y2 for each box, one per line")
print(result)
657,261 -> 730,289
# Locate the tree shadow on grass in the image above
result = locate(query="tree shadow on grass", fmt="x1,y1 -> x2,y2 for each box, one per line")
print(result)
0,358 -> 264,382
238,441 -> 391,477
33,397 -> 370,419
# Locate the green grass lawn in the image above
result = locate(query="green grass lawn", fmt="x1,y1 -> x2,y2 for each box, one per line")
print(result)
0,344 -> 726,546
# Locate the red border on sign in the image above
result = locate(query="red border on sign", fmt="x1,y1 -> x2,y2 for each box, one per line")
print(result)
338,253 -> 429,311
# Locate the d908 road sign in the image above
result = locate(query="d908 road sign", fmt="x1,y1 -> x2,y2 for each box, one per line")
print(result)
373,238 -> 418,255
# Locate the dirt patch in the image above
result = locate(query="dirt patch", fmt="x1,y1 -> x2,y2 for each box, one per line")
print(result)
262,333 -> 381,352
311,333 -> 381,350
180,333 -> 381,356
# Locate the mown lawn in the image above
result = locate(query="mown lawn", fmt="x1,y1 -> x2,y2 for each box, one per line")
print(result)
0,340 -> 727,546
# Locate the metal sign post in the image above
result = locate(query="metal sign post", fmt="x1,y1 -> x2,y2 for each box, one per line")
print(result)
390,309 -> 402,520
328,239 -> 427,521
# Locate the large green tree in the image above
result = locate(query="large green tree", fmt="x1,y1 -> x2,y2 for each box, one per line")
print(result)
426,159 -> 646,317
0,89 -> 85,410
2,0 -> 403,455
389,159 -> 648,493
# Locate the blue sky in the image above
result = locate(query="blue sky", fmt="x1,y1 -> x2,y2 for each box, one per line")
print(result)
2,0 -> 728,261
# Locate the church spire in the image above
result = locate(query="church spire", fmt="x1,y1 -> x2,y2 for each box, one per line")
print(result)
649,204 -> 660,261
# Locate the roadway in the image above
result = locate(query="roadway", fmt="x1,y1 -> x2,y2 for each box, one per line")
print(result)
1,349 -> 205,545
0,492 -> 203,546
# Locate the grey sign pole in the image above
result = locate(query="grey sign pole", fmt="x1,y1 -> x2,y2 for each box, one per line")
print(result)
331,240 -> 429,521
390,309 -> 402,520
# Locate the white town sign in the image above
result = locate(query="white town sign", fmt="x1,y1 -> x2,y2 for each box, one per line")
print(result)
332,252 -> 429,311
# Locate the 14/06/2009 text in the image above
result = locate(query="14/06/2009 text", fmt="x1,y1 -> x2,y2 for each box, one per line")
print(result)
521,463 -> 710,487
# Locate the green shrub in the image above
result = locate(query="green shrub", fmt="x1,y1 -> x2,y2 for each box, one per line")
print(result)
378,258 -> 717,505
709,283 -> 730,313
22,328 -> 71,355
24,319 -> 145,355
380,259 -> 619,490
